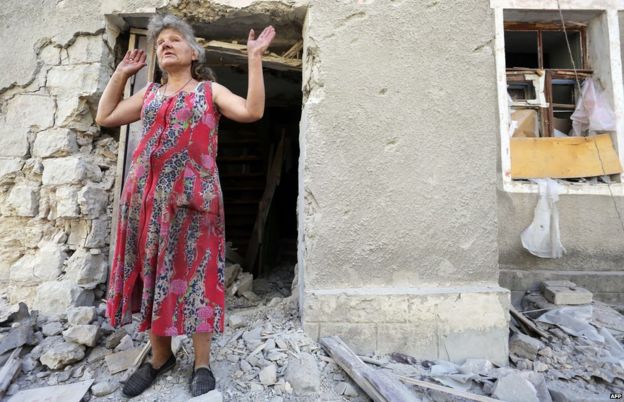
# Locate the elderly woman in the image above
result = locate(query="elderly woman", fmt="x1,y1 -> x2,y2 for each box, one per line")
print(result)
96,14 -> 275,397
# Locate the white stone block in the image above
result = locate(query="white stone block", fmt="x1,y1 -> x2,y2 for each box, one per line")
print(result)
0,158 -> 24,181
67,219 -> 90,247
67,35 -> 106,64
0,94 -> 56,154
39,44 -> 60,65
42,156 -> 101,185
56,97 -> 94,131
33,280 -> 94,315
78,184 -> 108,218
9,242 -> 66,285
47,63 -> 108,97
66,306 -> 96,325
55,186 -> 80,218
64,247 -> 107,289
6,183 -> 39,216
32,128 -> 78,158
84,218 -> 109,248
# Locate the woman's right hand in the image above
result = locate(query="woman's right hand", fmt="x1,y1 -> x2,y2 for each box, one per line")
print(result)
116,49 -> 147,77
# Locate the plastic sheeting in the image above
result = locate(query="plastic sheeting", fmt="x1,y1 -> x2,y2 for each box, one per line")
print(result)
570,78 -> 616,136
521,179 -> 566,258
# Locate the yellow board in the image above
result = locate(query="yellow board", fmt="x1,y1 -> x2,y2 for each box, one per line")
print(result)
510,134 -> 623,179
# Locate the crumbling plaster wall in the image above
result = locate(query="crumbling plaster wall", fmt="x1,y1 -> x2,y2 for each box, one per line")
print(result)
0,0 -> 119,314
498,8 -> 624,305
298,0 -> 510,363
0,0 -> 306,314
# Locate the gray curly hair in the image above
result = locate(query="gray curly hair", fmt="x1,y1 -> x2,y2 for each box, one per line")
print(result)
147,14 -> 216,83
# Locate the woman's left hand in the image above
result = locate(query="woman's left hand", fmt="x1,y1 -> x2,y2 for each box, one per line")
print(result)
247,26 -> 276,58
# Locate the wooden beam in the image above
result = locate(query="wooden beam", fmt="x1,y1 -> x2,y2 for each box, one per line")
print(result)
320,336 -> 419,402
510,306 -> 549,340
397,375 -> 501,402
510,134 -> 623,179
0,347 -> 22,397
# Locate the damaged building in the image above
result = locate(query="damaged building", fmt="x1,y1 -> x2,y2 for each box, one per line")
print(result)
0,0 -> 623,400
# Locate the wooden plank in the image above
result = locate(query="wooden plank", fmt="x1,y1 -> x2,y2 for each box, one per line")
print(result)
397,375 -> 501,402
246,134 -> 286,273
0,347 -> 21,397
510,306 -> 549,340
510,134 -> 623,179
320,336 -> 419,402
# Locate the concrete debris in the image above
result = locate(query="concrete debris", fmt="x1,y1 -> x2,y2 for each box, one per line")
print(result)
40,342 -> 85,370
187,390 -> 223,402
493,373 -> 540,402
509,332 -> 544,360
90,379 -> 118,396
541,280 -> 593,305
62,324 -> 99,347
66,306 -> 96,325
259,364 -> 277,385
113,334 -> 133,352
284,352 -> 321,394
0,266 -> 622,402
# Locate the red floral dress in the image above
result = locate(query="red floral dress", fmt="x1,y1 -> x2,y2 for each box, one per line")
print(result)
107,81 -> 225,336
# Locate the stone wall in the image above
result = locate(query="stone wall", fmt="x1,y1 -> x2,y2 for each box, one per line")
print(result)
0,1 -> 116,315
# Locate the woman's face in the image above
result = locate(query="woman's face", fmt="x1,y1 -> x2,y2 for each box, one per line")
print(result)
155,28 -> 197,71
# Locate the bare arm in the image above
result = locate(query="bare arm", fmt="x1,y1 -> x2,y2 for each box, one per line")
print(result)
95,49 -> 148,127
213,26 -> 276,123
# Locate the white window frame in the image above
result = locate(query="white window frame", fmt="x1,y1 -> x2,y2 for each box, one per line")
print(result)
491,0 -> 624,195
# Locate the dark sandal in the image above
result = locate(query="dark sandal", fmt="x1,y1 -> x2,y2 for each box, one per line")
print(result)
122,353 -> 176,397
189,366 -> 216,397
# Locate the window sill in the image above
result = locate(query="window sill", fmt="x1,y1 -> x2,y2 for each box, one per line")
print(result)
502,179 -> 624,196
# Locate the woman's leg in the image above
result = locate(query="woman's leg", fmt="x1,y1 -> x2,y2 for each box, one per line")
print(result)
191,332 -> 212,368
149,331 -> 173,368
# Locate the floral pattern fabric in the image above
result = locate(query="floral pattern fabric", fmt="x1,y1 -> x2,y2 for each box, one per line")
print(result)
107,81 -> 225,336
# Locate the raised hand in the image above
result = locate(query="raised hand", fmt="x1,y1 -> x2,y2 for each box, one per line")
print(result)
247,26 -> 276,58
116,49 -> 147,77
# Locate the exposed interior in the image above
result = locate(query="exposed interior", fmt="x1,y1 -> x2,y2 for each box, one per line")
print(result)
116,13 -> 303,280
503,10 -> 622,182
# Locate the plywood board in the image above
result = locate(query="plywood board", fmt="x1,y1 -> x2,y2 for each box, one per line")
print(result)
510,134 -> 623,179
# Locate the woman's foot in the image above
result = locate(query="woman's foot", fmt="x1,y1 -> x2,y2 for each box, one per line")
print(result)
189,365 -> 216,397
122,353 -> 176,397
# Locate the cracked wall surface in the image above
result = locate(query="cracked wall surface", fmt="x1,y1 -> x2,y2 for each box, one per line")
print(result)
0,0 -> 119,313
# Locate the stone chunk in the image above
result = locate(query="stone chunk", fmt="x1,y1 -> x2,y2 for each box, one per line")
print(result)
56,96 -> 94,131
78,184 -> 108,218
492,373 -> 539,402
64,248 -> 107,289
33,280 -> 93,315
66,306 -> 96,325
0,322 -> 33,354
113,334 -> 133,352
0,158 -> 23,182
42,321 -> 64,337
40,341 -> 85,370
104,328 -> 127,349
509,333 -> 544,360
6,184 -> 39,217
259,363 -> 277,385
284,352 -> 321,394
542,282 -> 593,305
0,94 -> 55,157
9,243 -> 67,285
42,156 -> 101,186
33,128 -> 78,158
91,380 -> 119,397
62,324 -> 99,347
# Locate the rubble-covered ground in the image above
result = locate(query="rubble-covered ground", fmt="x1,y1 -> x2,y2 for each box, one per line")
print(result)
1,263 -> 623,402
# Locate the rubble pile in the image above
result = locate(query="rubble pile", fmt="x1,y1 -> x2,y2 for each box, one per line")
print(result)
0,270 -> 623,402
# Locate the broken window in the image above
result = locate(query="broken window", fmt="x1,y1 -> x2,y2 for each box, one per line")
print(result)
505,22 -> 588,138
